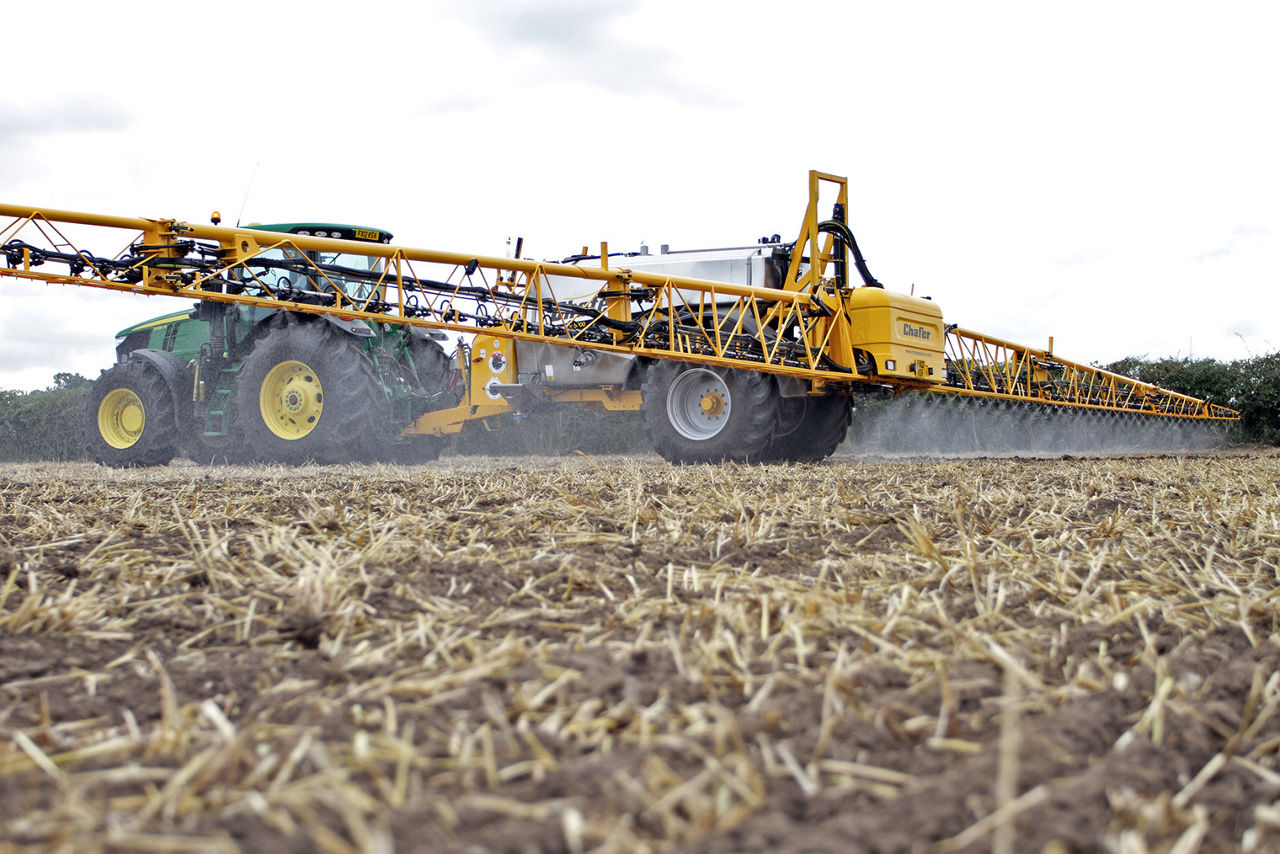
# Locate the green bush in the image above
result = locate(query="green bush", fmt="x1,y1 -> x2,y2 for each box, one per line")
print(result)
1228,353 -> 1280,444
1103,356 -> 1236,406
0,374 -> 90,461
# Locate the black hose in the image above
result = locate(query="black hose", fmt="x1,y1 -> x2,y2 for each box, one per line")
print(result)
817,220 -> 883,288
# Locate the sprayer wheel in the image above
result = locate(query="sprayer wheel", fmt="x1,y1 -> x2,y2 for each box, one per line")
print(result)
362,333 -> 457,463
641,361 -> 779,463
761,394 -> 852,462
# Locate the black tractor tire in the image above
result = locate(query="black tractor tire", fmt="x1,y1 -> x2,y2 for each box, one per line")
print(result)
235,320 -> 384,464
371,334 -> 453,464
763,394 -> 852,462
184,428 -> 247,466
408,336 -> 452,393
640,361 -> 779,463
83,360 -> 180,467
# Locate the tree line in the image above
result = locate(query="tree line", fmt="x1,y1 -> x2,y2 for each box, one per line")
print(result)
1,355 -> 1276,462
0,373 -> 92,462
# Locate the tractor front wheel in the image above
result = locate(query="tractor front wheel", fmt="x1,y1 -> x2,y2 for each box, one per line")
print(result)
641,361 -> 779,463
235,320 -> 383,464
84,361 -> 180,467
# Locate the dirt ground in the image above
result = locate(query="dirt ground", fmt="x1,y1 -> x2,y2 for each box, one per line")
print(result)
1,450 -> 1278,853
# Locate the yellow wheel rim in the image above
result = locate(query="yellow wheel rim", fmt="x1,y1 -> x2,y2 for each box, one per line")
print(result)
260,360 -> 323,440
98,388 -> 146,449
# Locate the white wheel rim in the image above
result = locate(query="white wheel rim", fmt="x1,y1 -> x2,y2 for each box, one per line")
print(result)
667,368 -> 731,441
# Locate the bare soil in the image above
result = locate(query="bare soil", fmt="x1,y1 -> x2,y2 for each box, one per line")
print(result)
1,451 -> 1278,852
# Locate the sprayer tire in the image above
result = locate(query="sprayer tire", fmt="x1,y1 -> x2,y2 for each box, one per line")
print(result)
762,394 -> 852,462
641,361 -> 779,463
235,319 -> 383,464
83,360 -> 180,467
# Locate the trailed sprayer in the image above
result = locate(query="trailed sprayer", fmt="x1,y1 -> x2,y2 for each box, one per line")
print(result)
0,171 -> 1237,465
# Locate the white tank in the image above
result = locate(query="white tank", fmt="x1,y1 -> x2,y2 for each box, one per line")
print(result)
541,240 -> 789,304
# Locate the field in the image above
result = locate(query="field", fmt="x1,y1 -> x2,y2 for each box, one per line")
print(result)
1,450 -> 1278,853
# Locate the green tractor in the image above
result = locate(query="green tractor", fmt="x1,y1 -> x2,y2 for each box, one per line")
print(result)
85,222 -> 458,466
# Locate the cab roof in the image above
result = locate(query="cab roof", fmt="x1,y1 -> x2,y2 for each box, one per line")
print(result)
247,223 -> 393,243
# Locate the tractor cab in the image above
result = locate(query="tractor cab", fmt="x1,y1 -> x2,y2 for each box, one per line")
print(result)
240,223 -> 393,304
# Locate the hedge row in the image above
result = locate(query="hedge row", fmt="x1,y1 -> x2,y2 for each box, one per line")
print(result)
0,374 -> 90,461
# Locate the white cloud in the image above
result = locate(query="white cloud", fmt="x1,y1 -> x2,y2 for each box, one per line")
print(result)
1193,225 -> 1269,263
0,96 -> 132,136
443,1 -> 732,107
0,285 -> 191,386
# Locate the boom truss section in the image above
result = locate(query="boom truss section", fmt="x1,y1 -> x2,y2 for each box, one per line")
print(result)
940,328 -> 1238,419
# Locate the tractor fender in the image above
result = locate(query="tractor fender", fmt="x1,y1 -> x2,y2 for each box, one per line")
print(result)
319,316 -> 375,338
125,348 -> 195,433
405,326 -> 449,342
242,311 -> 377,353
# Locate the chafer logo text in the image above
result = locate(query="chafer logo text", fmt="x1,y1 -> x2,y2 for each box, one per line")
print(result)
901,322 -> 931,340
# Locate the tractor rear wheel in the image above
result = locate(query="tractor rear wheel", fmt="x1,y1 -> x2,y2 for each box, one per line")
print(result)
377,334 -> 453,463
184,427 -> 246,466
235,320 -> 383,464
641,361 -> 779,463
409,336 -> 451,392
84,361 -> 180,467
763,394 -> 852,462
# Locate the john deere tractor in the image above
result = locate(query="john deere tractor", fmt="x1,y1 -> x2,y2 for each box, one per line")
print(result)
86,222 -> 457,466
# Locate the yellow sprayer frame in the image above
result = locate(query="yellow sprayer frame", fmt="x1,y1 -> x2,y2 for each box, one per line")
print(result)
0,172 -> 1238,431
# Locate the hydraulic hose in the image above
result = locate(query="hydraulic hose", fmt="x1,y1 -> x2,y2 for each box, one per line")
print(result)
816,220 -> 883,289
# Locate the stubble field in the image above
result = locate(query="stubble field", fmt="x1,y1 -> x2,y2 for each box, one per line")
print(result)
1,450 -> 1278,853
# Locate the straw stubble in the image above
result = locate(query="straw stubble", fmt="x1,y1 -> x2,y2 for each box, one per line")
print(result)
0,450 -> 1277,852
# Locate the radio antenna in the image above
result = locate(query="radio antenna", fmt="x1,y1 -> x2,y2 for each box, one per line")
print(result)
235,161 -> 261,227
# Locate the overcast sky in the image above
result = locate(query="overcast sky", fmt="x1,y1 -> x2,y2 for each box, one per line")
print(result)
2,0 -> 1276,390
